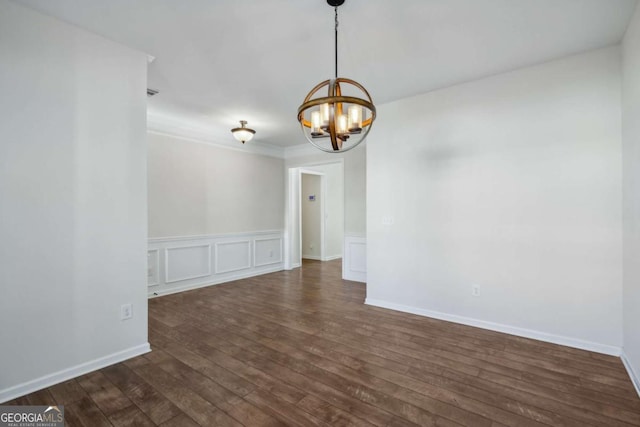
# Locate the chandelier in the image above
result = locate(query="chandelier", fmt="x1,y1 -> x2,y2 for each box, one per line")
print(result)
231,120 -> 255,144
297,0 -> 376,153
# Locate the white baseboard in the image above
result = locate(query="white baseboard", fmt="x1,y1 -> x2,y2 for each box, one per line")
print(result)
149,265 -> 283,298
365,299 -> 621,356
302,255 -> 342,262
0,343 -> 151,404
286,262 -> 301,270
621,350 -> 640,398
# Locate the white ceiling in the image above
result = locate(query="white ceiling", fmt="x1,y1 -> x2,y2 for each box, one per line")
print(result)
14,0 -> 639,149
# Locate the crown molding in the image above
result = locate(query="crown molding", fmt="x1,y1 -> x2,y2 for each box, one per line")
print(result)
147,114 -> 285,159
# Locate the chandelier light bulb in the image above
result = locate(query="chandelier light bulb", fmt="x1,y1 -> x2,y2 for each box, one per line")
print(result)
311,111 -> 322,136
348,105 -> 362,132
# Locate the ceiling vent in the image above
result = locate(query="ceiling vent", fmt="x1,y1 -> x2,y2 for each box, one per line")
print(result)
147,88 -> 159,97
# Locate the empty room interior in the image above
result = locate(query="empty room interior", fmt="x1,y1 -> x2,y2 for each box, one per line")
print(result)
2,0 -> 640,425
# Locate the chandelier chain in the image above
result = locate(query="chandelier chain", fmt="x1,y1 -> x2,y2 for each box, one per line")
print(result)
334,6 -> 339,79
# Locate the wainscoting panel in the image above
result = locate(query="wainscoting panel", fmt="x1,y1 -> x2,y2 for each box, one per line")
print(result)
147,249 -> 159,287
165,244 -> 211,283
148,230 -> 284,297
215,240 -> 251,274
343,234 -> 366,283
254,237 -> 283,267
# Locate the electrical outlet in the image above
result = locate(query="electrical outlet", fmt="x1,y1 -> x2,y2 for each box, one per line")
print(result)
269,250 -> 274,257
121,303 -> 133,320
472,285 -> 480,297
382,216 -> 394,225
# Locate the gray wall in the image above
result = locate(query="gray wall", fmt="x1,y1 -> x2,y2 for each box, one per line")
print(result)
148,132 -> 285,237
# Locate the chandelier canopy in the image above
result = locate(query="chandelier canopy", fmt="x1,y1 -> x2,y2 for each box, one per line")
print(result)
297,0 -> 376,153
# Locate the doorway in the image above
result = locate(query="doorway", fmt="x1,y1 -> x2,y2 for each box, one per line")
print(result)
284,161 -> 345,270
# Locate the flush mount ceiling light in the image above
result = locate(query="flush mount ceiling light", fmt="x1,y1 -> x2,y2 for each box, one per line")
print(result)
231,120 -> 255,144
297,0 -> 376,153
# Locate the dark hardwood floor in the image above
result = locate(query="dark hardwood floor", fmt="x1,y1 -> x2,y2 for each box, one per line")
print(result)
7,259 -> 640,426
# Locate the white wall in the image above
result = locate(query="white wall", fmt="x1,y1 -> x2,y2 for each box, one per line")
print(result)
622,3 -> 640,393
0,0 -> 149,401
367,47 -> 623,353
148,131 -> 284,238
301,174 -> 322,259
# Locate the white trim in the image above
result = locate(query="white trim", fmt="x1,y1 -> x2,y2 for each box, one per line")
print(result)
149,265 -> 283,298
254,237 -> 283,267
344,232 -> 366,238
0,343 -> 151,404
298,169 -> 325,176
149,231 -> 284,294
343,235 -> 367,282
165,244 -> 212,283
149,230 -> 283,244
284,168 -> 299,270
321,173 -> 327,262
622,351 -> 640,398
285,160 -> 344,272
214,240 -> 252,274
349,262 -> 366,273
302,255 -> 342,261
365,299 -> 621,356
147,123 -> 285,159
147,249 -> 159,287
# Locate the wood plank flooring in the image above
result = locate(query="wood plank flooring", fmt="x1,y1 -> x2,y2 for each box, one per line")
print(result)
7,259 -> 640,426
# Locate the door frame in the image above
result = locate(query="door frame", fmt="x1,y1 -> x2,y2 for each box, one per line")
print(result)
284,159 -> 344,270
